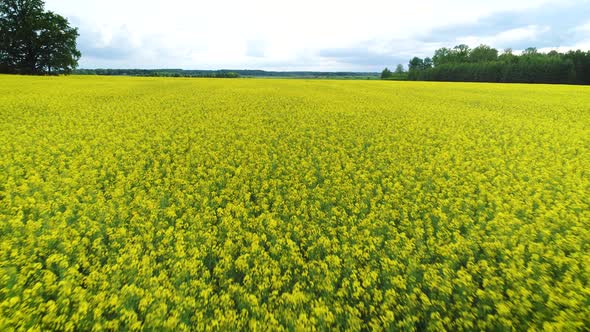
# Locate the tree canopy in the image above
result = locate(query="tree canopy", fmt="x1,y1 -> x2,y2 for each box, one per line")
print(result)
381,67 -> 393,79
408,44 -> 590,85
0,0 -> 80,74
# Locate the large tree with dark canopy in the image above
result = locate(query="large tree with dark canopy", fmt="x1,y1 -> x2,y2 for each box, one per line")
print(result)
0,0 -> 80,74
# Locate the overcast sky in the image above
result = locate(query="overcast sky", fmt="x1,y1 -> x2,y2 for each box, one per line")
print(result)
44,0 -> 590,71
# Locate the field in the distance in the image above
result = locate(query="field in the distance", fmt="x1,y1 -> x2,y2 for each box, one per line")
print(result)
0,75 -> 589,330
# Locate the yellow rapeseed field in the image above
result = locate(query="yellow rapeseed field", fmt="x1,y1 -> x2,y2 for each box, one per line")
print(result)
0,75 -> 589,331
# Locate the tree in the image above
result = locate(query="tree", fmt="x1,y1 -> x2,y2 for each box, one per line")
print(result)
498,48 -> 517,63
381,67 -> 393,79
522,47 -> 538,56
36,11 -> 80,74
469,44 -> 498,63
0,0 -> 45,73
395,64 -> 404,74
453,44 -> 471,62
405,44 -> 587,84
433,47 -> 453,66
408,57 -> 424,71
0,0 -> 80,74
564,50 -> 590,84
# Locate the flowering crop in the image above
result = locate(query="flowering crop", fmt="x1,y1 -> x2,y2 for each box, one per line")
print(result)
0,75 -> 589,330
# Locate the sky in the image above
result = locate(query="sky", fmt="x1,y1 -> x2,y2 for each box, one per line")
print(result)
44,0 -> 590,71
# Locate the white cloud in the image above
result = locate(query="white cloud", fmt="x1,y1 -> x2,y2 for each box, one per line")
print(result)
538,42 -> 590,54
43,0 -> 584,70
534,20 -> 590,53
574,21 -> 590,32
456,25 -> 551,48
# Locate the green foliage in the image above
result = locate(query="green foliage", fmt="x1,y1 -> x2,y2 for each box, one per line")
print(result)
73,69 -> 380,79
381,67 -> 393,79
565,49 -> 590,84
409,57 -> 424,71
432,47 -> 454,66
408,57 -> 433,78
409,44 -> 590,84
469,44 -> 498,63
35,11 -> 81,74
0,0 -> 80,74
411,57 -> 575,84
381,67 -> 407,80
452,44 -> 470,62
0,76 -> 589,330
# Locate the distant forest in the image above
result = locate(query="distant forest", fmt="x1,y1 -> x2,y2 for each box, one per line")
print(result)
405,45 -> 590,85
74,69 -> 379,79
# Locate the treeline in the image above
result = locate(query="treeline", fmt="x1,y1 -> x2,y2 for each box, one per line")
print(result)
74,69 -> 240,78
73,68 -> 380,79
407,45 -> 590,84
226,70 -> 377,78
381,65 -> 408,80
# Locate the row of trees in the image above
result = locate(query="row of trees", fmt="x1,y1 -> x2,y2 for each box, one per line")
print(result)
0,0 -> 80,74
75,68 -> 380,79
380,64 -> 406,79
74,68 -> 241,78
406,45 -> 590,84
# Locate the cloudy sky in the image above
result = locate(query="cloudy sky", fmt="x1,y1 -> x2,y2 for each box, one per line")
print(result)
44,0 -> 590,71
